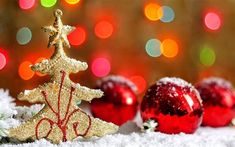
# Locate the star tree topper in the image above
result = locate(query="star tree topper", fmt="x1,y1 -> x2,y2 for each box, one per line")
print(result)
8,9 -> 118,144
43,9 -> 73,48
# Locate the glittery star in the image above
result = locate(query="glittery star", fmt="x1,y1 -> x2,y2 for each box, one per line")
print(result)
42,9 -> 75,48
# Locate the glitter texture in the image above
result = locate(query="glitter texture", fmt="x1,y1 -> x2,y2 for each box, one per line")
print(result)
8,9 -> 118,144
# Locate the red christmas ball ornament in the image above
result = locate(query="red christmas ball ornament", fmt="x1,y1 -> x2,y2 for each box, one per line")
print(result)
196,77 -> 235,127
91,75 -> 138,126
141,77 -> 203,134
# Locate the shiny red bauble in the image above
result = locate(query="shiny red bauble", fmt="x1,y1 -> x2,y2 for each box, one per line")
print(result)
196,77 -> 235,127
91,75 -> 138,126
141,77 -> 203,134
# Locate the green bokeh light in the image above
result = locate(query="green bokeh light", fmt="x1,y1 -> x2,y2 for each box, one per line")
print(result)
40,0 -> 57,8
145,39 -> 162,57
16,27 -> 32,45
199,46 -> 216,66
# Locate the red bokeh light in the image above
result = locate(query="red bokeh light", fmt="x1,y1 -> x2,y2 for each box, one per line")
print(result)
0,48 -> 9,71
19,0 -> 36,10
0,52 -> 6,70
94,20 -> 114,39
204,12 -> 221,31
68,26 -> 86,46
130,75 -> 147,94
18,61 -> 35,80
91,57 -> 111,77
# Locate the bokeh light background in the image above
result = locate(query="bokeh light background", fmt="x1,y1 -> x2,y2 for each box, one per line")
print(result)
0,0 -> 235,105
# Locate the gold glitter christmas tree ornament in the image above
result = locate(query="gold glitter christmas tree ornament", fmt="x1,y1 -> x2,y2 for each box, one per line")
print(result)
8,9 -> 118,144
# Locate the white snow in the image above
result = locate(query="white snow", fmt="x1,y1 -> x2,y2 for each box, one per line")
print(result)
2,123 -> 235,147
0,89 -> 19,139
2,111 -> 235,147
157,77 -> 193,88
96,75 -> 138,92
199,77 -> 232,88
0,89 -> 17,118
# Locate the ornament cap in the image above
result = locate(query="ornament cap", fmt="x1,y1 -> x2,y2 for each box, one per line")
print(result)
141,119 -> 158,132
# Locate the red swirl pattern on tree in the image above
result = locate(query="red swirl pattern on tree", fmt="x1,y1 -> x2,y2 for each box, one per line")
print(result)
35,70 -> 91,141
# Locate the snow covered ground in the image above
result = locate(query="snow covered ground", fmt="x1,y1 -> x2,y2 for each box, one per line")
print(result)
2,122 -> 235,147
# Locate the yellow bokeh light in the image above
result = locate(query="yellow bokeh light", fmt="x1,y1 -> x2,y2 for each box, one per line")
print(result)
65,0 -> 80,5
161,39 -> 179,58
144,3 -> 163,21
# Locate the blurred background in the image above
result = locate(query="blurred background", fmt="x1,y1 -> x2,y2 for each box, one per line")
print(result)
0,0 -> 235,105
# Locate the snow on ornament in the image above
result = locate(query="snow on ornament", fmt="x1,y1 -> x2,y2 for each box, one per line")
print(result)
91,75 -> 138,126
141,77 -> 203,134
196,77 -> 235,127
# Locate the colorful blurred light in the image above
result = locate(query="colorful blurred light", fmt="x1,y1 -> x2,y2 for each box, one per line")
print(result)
160,6 -> 175,23
198,69 -> 213,80
40,0 -> 57,8
130,75 -> 146,94
68,26 -> 86,46
204,12 -> 221,31
35,57 -> 46,77
19,0 -> 36,10
144,3 -> 163,21
145,39 -> 162,57
91,58 -> 111,77
161,39 -> 179,58
65,0 -> 80,5
0,52 -> 6,70
94,21 -> 114,39
200,46 -> 216,66
18,61 -> 35,80
16,27 -> 32,45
